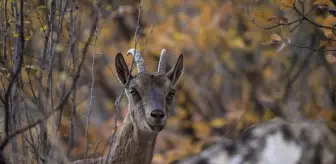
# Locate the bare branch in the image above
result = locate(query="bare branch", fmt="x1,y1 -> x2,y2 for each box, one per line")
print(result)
84,9 -> 99,164
67,6 -> 76,158
0,8 -> 99,153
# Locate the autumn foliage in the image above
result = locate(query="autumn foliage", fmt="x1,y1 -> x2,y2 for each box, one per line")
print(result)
0,0 -> 335,163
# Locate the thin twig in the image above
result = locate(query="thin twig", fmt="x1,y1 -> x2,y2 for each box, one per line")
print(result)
84,8 -> 99,164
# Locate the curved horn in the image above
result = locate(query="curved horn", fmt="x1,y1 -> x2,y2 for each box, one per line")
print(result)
157,49 -> 167,73
127,48 -> 146,72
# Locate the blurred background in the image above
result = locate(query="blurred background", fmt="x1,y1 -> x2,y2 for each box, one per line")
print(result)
0,0 -> 335,163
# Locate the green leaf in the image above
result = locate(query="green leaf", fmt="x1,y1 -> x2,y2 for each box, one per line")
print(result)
40,25 -> 48,32
13,32 -> 19,38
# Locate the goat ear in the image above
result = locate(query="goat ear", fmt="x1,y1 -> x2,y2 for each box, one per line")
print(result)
167,54 -> 184,86
115,53 -> 130,85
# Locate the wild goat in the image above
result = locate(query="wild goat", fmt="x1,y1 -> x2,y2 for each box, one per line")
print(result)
72,48 -> 183,164
172,117 -> 336,164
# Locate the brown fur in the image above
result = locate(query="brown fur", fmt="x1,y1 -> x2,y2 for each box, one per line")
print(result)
72,52 -> 184,164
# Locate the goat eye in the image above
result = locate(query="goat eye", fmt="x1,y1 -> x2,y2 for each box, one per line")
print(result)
129,88 -> 137,95
128,87 -> 141,102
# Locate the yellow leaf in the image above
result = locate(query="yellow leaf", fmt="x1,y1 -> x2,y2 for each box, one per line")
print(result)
271,0 -> 282,5
192,121 -> 210,139
209,118 -> 226,128
229,37 -> 245,49
319,40 -> 329,48
253,7 -> 275,22
197,27 -> 206,49
314,16 -> 325,25
262,33 -> 282,45
323,15 -> 336,39
313,0 -> 334,7
280,0 -> 295,10
270,33 -> 282,42
199,4 -> 212,25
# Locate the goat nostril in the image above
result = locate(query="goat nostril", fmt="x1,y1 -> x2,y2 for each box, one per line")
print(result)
150,110 -> 165,119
